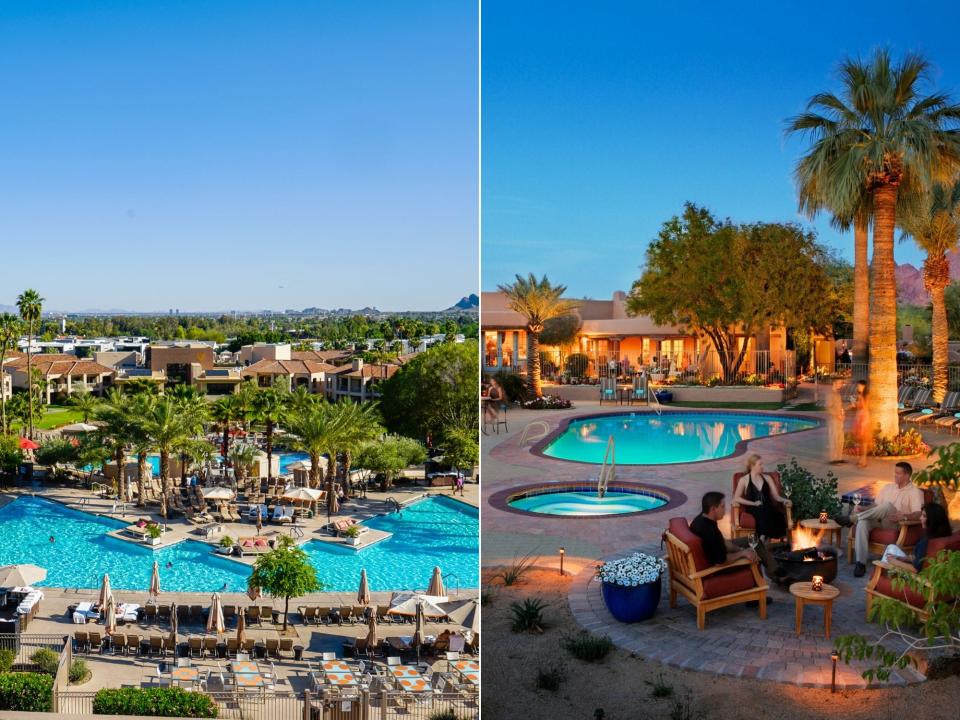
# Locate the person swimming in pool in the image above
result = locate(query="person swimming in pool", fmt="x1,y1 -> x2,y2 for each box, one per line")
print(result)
49,536 -> 55,543
165,561 -> 173,569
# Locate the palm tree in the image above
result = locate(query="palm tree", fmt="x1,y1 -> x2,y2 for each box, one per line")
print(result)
210,395 -> 241,463
140,396 -> 190,518
251,382 -> 289,484
286,401 -> 343,493
170,384 -> 208,483
329,401 -> 383,503
0,313 -> 23,435
69,386 -> 102,423
787,50 -> 960,435
16,289 -> 44,438
899,178 -> 960,403
228,443 -> 259,494
94,389 -> 136,502
497,274 -> 579,397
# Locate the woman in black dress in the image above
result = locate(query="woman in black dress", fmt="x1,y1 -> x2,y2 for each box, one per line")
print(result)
734,455 -> 791,540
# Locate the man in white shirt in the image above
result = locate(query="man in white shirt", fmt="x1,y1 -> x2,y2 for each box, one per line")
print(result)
852,462 -> 924,576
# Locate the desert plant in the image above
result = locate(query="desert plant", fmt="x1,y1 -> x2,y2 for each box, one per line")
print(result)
480,586 -> 496,606
219,535 -> 234,547
913,442 -> 960,517
776,458 -> 841,522
562,632 -> 614,662
494,371 -> 529,403
493,552 -> 538,586
0,672 -> 53,711
68,658 -> 90,684
30,648 -> 59,676
344,525 -> 361,538
510,598 -> 548,633
670,695 -> 701,720
535,662 -> 566,691
647,673 -> 674,698
146,524 -> 162,540
0,650 -> 13,673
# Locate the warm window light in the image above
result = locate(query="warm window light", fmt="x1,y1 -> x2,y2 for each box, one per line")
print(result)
559,547 -> 565,576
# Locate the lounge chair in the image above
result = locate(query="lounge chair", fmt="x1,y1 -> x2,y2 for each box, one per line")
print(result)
265,638 -> 280,658
190,605 -> 203,622
73,630 -> 89,653
338,606 -> 354,625
223,605 -> 236,625
376,605 -> 393,624
88,631 -> 103,653
317,607 -> 332,625
203,636 -> 218,657
126,633 -> 141,655
242,638 -> 256,654
247,606 -> 261,625
664,517 -> 768,630
352,605 -> 368,622
278,638 -> 294,657
904,390 -> 960,424
158,604 -> 171,622
226,637 -> 239,658
897,387 -> 931,416
149,635 -> 164,656
110,632 -> 127,655
272,505 -> 294,524
235,537 -> 272,556
144,604 -> 158,622
599,377 -> 617,405
188,636 -> 203,658
299,606 -> 317,624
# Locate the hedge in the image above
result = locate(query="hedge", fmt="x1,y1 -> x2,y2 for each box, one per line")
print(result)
0,672 -> 54,712
92,687 -> 219,717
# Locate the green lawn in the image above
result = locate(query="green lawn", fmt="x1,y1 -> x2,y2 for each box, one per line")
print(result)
11,404 -> 85,432
664,400 -> 787,410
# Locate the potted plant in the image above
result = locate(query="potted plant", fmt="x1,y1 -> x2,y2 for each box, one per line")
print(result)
217,536 -> 234,555
343,525 -> 362,546
145,524 -> 162,546
596,552 -> 667,623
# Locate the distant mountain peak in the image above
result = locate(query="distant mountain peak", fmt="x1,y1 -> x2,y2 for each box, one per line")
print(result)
447,293 -> 478,312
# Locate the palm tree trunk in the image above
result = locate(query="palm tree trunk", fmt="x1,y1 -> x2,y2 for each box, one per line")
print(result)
868,184 -> 900,436
26,321 -> 34,439
309,452 -> 320,488
927,255 -> 950,405
266,421 -> 273,483
137,452 -> 147,507
0,347 -> 7,435
160,450 -> 169,518
528,330 -> 542,397
852,216 -> 870,364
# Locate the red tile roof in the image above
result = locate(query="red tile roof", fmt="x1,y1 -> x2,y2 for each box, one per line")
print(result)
242,359 -> 340,377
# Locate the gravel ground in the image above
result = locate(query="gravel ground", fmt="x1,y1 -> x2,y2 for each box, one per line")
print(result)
482,569 -> 959,720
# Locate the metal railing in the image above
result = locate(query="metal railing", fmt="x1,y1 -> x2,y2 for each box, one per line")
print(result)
0,633 -> 66,670
835,362 -> 960,391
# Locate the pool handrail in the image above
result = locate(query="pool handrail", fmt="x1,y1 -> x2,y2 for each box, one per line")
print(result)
597,435 -> 616,498
518,420 -> 551,448
649,387 -> 663,415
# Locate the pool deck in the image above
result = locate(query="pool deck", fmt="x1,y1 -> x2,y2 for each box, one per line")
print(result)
482,385 -> 951,688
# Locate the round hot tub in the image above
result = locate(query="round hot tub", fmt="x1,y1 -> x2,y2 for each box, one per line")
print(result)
495,482 -> 683,518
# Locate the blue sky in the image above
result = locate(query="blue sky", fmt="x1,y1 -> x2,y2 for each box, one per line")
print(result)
0,1 -> 477,313
482,1 -> 960,297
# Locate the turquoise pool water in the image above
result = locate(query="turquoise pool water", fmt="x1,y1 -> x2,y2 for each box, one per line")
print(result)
303,496 -> 479,592
543,412 -> 818,465
0,494 -> 478,592
509,489 -> 666,516
90,451 -> 309,477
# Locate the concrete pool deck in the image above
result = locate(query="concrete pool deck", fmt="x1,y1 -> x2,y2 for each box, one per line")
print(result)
481,386 -> 951,688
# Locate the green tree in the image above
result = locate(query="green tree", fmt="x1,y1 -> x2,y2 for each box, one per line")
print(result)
328,400 -> 383,500
251,382 -> 290,483
354,435 -> 427,492
786,50 -> 960,435
69,386 -> 102,423
140,396 -> 191,518
627,205 -> 835,382
497,274 -> 578,397
899,178 -> 960,403
248,535 -> 322,631
93,390 -> 137,502
16,289 -> 44,438
286,401 -> 341,490
0,313 -> 22,435
0,434 -> 24,483
228,443 -> 259,493
440,426 -> 478,480
379,341 -> 479,441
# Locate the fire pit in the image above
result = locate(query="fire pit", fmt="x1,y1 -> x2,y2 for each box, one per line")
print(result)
773,546 -> 838,584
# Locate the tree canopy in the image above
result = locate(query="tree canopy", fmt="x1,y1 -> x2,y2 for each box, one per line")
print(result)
248,536 -> 322,631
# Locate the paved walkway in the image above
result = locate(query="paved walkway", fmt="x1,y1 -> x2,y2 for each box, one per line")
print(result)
481,386 -> 950,687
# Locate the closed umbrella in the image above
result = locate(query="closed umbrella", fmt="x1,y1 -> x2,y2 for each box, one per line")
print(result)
170,601 -> 179,647
104,596 -> 117,634
427,566 -> 445,596
256,505 -> 263,533
235,611 -> 247,648
357,569 -> 371,606
365,611 -> 378,651
207,593 -> 225,634
149,561 -> 161,601
98,574 -> 113,609
413,601 -> 424,662
0,564 -> 47,587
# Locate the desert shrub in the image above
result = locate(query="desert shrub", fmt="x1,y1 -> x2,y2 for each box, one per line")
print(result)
562,632 -> 614,662
493,552 -> 537,586
91,687 -> 218,717
0,672 -> 53,711
564,353 -> 589,378
647,673 -> 674,698
535,663 -> 566,691
510,598 -> 549,633
69,658 -> 90,684
480,586 -> 496,606
775,458 -> 841,521
0,650 -> 13,673
30,647 -> 59,676
494,371 -> 529,402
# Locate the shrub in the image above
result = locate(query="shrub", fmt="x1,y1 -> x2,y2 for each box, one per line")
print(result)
562,632 -> 614,662
219,535 -> 234,547
845,428 -> 929,457
494,371 -> 529,403
521,395 -> 572,410
91,687 -> 218,717
0,650 -> 13,673
510,598 -> 548,633
480,586 -> 496,606
535,663 -> 566,691
493,552 -> 537,586
30,647 -> 59,676
647,673 -> 674,698
69,658 -> 89,684
564,353 -> 590,378
0,672 -> 53,711
775,458 -> 841,522
428,711 -> 467,720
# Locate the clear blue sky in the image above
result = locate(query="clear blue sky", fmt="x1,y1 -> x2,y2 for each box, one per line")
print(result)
482,1 -> 960,298
0,0 -> 477,313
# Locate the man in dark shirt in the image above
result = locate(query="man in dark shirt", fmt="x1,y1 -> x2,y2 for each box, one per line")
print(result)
690,491 -> 758,566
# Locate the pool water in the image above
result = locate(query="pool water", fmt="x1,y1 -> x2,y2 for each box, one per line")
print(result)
89,451 -> 309,477
543,412 -> 818,464
510,489 -> 666,516
303,496 -> 479,592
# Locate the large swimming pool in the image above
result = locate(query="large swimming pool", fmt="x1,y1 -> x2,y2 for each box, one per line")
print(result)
0,494 -> 478,593
541,411 -> 818,465
304,496 -> 479,592
102,451 -> 310,477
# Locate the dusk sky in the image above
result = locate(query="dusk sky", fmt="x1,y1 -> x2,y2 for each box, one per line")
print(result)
0,1 -> 477,313
482,1 -> 960,297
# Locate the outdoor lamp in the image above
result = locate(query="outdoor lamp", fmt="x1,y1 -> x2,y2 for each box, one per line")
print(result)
812,575 -> 824,592
559,547 -> 565,576
819,511 -> 829,524
831,651 -> 839,693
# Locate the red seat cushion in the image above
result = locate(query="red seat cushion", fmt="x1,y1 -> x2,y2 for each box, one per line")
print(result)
869,527 -> 901,545
926,532 -> 960,558
738,513 -> 756,529
873,572 -> 927,609
701,566 -> 757,599
668,517 -> 709,572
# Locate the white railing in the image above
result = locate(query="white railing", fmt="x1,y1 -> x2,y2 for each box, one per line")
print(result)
597,435 -> 615,499
518,420 -> 551,447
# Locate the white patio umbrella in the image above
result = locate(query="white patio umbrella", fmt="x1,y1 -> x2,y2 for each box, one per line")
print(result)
426,566 -> 445,596
98,574 -> 113,609
207,593 -> 225,634
387,592 -> 448,619
357,569 -> 371,606
439,598 -> 479,634
104,596 -> 117,634
60,422 -> 99,434
202,486 -> 235,500
149,561 -> 161,602
282,486 -> 322,503
0,564 -> 47,587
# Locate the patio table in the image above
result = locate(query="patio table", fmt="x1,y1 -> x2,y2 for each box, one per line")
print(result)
453,660 -> 479,684
386,636 -> 412,651
170,667 -> 199,684
391,665 -> 422,680
322,660 -> 352,672
325,671 -> 358,686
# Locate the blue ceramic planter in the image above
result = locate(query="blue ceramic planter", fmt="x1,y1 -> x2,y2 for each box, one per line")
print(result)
601,577 -> 662,623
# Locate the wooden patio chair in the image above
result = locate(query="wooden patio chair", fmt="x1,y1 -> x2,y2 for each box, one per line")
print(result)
846,488 -> 934,565
664,516 -> 769,630
73,630 -> 89,654
111,632 -> 127,655
203,636 -> 218,657
188,636 -> 203,658
730,471 -> 792,541
278,638 -> 294,657
149,635 -> 164,657
265,638 -> 280,658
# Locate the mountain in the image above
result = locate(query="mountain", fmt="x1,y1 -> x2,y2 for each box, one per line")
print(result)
896,251 -> 960,306
447,294 -> 479,312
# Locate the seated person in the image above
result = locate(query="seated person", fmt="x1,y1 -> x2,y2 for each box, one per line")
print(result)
852,462 -> 924,577
882,501 -> 954,571
691,491 -> 780,586
733,455 -> 791,540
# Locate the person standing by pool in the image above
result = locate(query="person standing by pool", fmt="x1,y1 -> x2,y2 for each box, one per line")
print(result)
852,380 -> 871,468
825,378 -> 846,464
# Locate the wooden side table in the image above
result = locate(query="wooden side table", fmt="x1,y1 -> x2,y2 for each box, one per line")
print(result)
798,518 -> 842,547
789,581 -> 840,639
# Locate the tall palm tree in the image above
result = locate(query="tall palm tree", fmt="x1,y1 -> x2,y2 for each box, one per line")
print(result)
286,401 -> 343,494
94,389 -> 136,502
498,274 -> 579,397
899,178 -> 960,403
0,313 -> 23,435
329,401 -> 383,503
252,382 -> 290,484
228,443 -> 259,493
787,50 -> 960,435
16,289 -> 44,439
210,395 -> 241,463
140,395 -> 190,518
69,386 -> 102,423
169,384 -> 208,482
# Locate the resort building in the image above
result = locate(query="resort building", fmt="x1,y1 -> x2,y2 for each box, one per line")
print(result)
237,342 -> 351,367
4,354 -> 114,402
241,357 -> 341,397
329,358 -> 398,402
147,342 -> 216,386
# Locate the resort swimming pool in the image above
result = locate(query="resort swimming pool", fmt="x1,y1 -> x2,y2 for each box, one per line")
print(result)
90,451 -> 310,477
303,496 -> 479,592
508,488 -> 667,516
541,411 -> 818,465
0,494 -> 478,593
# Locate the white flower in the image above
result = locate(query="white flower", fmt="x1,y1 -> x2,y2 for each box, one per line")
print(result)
595,552 -> 666,586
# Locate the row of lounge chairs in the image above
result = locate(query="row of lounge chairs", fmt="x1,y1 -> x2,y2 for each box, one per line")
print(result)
898,388 -> 960,431
297,604 -> 413,625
